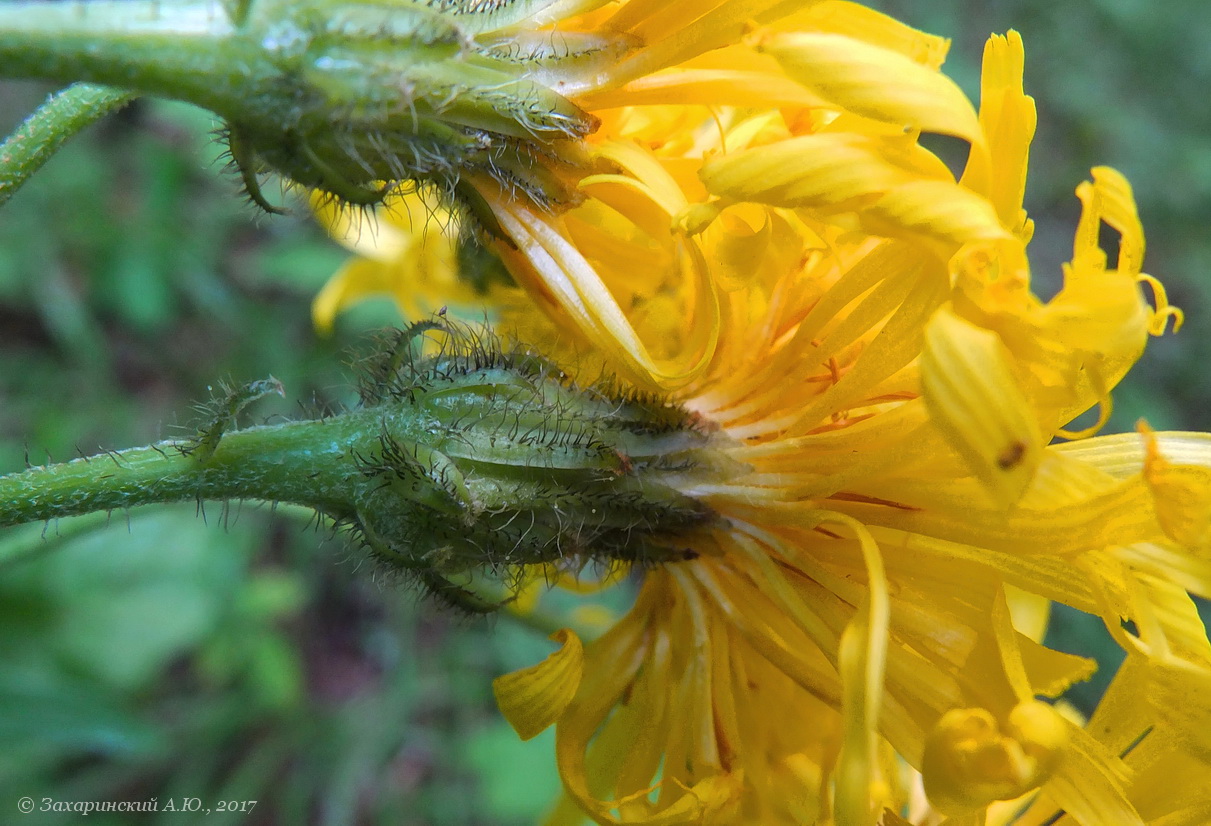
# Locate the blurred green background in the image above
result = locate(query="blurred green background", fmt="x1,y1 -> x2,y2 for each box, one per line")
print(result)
0,1 -> 1208,823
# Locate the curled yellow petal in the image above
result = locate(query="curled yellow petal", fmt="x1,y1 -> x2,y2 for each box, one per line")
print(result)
1089,166 -> 1144,275
755,31 -> 983,145
702,133 -> 930,210
487,179 -> 719,390
493,628 -> 584,741
921,307 -> 1044,507
1071,166 -> 1145,278
701,134 -> 1008,252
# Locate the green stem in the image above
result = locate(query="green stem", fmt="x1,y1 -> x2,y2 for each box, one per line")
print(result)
0,2 -> 290,126
0,416 -> 372,529
0,83 -> 135,208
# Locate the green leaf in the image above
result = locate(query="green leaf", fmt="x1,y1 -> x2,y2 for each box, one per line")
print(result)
463,722 -> 560,823
2,507 -> 256,690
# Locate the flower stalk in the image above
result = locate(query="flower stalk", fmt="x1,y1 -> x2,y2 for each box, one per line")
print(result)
0,82 -> 135,207
1,325 -> 728,606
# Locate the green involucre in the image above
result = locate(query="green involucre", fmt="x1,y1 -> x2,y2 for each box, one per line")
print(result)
0,323 -> 735,610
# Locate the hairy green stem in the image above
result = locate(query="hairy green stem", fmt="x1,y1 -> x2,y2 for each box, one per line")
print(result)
0,416 -> 373,529
0,83 -> 135,208
0,2 -> 291,126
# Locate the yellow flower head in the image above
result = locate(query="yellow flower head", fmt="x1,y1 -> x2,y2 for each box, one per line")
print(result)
319,4 -> 1210,824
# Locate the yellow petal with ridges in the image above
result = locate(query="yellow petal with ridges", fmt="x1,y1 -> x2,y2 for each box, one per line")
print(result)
1139,422 -> 1211,551
1002,444 -> 1115,509
791,1 -> 951,70
1123,734 -> 1211,824
701,134 -> 1008,252
493,628 -> 584,741
491,197 -> 718,389
959,31 -> 1036,240
827,514 -> 889,826
890,529 -> 1098,616
756,31 -> 982,146
1147,658 -> 1211,762
863,178 -> 1009,251
1116,542 -> 1211,603
578,68 -> 828,111
791,261 -> 947,435
848,471 -> 1159,554
603,0 -> 818,89
1082,655 -> 1152,757
1051,431 -> 1211,478
1043,723 -> 1143,826
1053,427 -> 1211,555
702,133 -> 926,211
1136,573 -> 1211,664
920,307 -> 1044,506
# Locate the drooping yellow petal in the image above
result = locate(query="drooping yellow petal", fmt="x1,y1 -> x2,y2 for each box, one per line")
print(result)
827,513 -> 889,826
311,258 -> 379,335
494,629 -> 585,741
920,306 -> 1044,506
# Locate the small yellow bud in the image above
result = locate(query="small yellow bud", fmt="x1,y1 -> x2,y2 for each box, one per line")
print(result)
921,700 -> 1067,816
